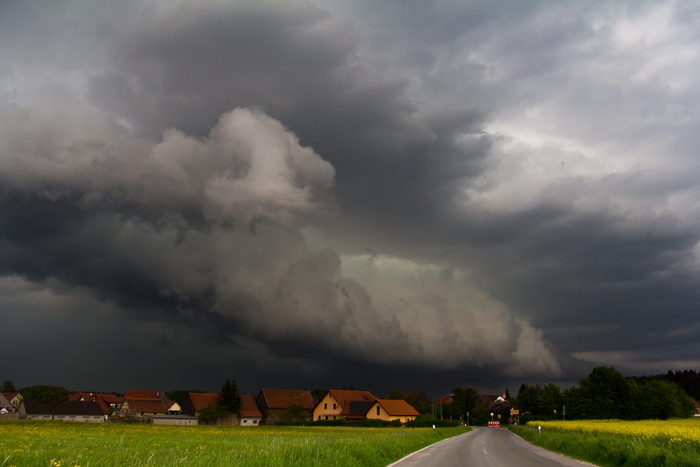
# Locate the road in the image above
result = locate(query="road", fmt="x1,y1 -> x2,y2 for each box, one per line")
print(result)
389,427 -> 596,467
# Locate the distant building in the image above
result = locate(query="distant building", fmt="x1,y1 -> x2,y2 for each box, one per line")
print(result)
366,399 -> 419,423
312,389 -> 378,421
256,388 -> 315,424
121,389 -> 171,418
19,399 -> 105,422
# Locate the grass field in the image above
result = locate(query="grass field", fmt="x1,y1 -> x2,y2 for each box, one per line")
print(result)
0,421 -> 469,467
510,418 -> 700,467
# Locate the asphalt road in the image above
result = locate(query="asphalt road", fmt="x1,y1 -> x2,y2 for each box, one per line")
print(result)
389,427 -> 597,467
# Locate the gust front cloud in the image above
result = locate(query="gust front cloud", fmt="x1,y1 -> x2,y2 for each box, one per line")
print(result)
0,100 -> 561,379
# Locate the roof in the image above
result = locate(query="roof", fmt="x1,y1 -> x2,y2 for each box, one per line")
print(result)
124,390 -> 166,400
0,393 -> 12,409
373,399 -> 420,417
259,389 -> 314,410
1,393 -> 19,401
313,389 -> 379,417
125,399 -> 168,414
22,399 -> 105,416
239,395 -> 262,418
347,401 -> 374,417
98,394 -> 124,404
436,395 -> 454,405
188,393 -> 219,412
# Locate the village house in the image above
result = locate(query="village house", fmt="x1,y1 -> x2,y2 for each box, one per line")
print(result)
183,392 -> 262,426
366,399 -> 419,423
120,389 -> 174,418
312,389 -> 378,421
239,395 -> 263,426
0,393 -> 14,413
69,392 -> 124,416
183,392 -> 218,418
1,392 -> 22,411
18,399 -> 105,422
256,388 -> 315,424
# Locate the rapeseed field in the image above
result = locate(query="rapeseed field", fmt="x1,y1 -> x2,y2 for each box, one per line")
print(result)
534,419 -> 700,448
510,418 -> 700,466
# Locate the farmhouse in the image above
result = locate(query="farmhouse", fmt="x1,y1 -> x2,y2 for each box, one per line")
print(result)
312,389 -> 378,421
1,392 -> 22,411
365,399 -> 419,423
18,399 -> 105,422
256,388 -> 315,424
121,389 -> 173,418
183,392 -> 218,418
239,394 -> 263,426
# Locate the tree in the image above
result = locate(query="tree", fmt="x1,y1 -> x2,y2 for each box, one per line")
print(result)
281,403 -> 306,422
2,380 -> 15,392
217,379 -> 242,415
570,366 -> 631,419
542,383 -> 563,419
488,398 -> 512,423
19,385 -> 69,420
452,387 -> 478,424
633,379 -> 693,420
386,390 -> 405,400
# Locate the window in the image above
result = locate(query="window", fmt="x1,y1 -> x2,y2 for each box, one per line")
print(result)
376,406 -> 381,416
324,403 -> 327,409
333,403 -> 337,410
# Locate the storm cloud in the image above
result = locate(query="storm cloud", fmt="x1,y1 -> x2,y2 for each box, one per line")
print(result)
2,0 -> 700,395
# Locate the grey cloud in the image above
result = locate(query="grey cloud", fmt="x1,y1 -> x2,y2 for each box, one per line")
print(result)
3,0 -> 700,394
0,95 -> 561,388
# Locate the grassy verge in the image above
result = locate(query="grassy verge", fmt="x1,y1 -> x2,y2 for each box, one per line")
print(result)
510,422 -> 700,467
0,420 -> 469,467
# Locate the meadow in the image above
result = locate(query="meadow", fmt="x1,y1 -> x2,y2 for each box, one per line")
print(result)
0,421 -> 469,467
510,418 -> 700,467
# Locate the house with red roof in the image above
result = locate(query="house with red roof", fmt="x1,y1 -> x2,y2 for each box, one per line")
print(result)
121,389 -> 174,418
1,392 -> 22,411
312,389 -> 379,421
256,388 -> 315,424
69,393 -> 124,416
183,392 -> 219,418
183,392 -> 262,426
239,394 -> 263,426
366,399 -> 419,423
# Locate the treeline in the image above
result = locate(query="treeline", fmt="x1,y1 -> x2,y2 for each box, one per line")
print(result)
631,369 -> 700,401
518,366 -> 696,422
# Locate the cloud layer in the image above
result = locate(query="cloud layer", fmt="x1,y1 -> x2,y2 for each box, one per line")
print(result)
2,0 -> 700,394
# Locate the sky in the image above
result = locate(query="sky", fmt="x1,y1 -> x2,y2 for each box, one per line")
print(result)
2,0 -> 700,397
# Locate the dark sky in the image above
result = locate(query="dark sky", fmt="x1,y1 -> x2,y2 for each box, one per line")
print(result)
2,0 -> 700,398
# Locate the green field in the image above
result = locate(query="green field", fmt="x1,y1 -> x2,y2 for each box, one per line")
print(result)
0,421 -> 469,467
510,419 -> 700,467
